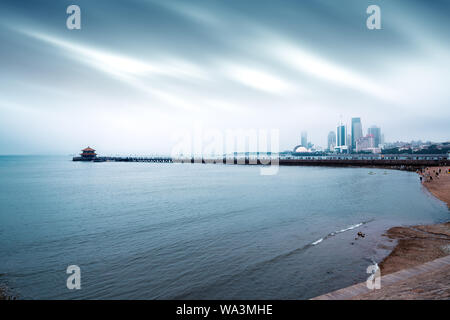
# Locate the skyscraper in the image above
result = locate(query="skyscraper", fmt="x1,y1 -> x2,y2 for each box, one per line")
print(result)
336,124 -> 348,153
368,126 -> 381,147
337,125 -> 346,147
327,131 -> 336,151
301,131 -> 308,147
351,117 -> 363,151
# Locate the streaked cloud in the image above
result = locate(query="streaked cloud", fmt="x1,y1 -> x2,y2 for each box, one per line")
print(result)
266,38 -> 398,102
0,0 -> 449,155
22,30 -> 208,81
223,63 -> 295,94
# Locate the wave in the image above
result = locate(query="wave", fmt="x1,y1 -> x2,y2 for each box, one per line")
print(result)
264,220 -> 373,266
176,219 -> 375,298
310,221 -> 370,246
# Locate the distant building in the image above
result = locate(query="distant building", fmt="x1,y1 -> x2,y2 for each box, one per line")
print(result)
356,135 -> 375,152
337,125 -> 346,146
327,131 -> 336,151
336,124 -> 348,153
351,117 -> 363,151
293,146 -> 310,153
368,126 -> 381,147
301,131 -> 308,147
79,147 -> 97,160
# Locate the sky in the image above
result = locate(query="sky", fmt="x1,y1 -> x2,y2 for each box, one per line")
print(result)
0,0 -> 449,155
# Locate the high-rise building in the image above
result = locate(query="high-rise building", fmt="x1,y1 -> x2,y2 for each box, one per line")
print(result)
336,124 -> 348,153
336,124 -> 346,147
351,117 -> 363,151
327,131 -> 336,151
301,131 -> 308,147
368,126 -> 381,147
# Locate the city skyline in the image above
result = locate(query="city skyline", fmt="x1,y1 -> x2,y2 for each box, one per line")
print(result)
295,113 -> 449,154
0,0 -> 449,155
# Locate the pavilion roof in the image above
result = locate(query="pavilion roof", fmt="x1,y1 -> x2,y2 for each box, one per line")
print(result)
82,147 -> 96,152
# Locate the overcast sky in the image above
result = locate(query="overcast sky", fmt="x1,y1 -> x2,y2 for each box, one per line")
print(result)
0,0 -> 449,155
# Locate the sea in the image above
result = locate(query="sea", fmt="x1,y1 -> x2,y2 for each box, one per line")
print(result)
0,156 -> 448,299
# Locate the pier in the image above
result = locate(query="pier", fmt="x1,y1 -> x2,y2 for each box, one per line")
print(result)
73,156 -> 173,163
276,154 -> 449,170
73,152 -> 449,170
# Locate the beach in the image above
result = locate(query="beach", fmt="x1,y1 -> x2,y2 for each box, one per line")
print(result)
352,166 -> 450,299
419,166 -> 450,208
379,167 -> 450,274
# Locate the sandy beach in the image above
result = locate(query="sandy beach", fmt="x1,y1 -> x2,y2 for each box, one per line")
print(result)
379,167 -> 450,274
419,166 -> 450,208
313,166 -> 450,300
353,166 -> 450,299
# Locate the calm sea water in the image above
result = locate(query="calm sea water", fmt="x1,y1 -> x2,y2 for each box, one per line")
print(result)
0,156 -> 448,299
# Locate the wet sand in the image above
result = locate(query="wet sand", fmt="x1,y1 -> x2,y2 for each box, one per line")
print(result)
378,223 -> 450,275
314,166 -> 450,300
353,166 -> 450,299
379,166 -> 450,275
